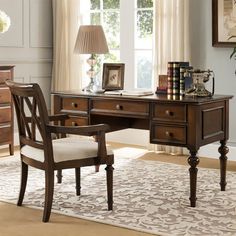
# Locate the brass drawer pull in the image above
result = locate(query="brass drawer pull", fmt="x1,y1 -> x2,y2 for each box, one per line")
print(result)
116,104 -> 123,110
71,102 -> 78,108
71,121 -> 78,126
165,110 -> 173,116
165,131 -> 173,137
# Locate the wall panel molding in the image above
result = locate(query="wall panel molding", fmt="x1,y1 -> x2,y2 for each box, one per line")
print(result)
0,0 -> 24,47
0,59 -> 52,64
29,0 -> 53,48
13,77 -> 25,83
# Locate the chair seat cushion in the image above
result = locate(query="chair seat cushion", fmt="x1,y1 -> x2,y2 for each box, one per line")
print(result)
21,137 -> 113,163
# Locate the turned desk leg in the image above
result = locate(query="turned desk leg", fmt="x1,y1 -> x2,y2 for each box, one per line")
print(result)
218,140 -> 229,191
187,149 -> 199,207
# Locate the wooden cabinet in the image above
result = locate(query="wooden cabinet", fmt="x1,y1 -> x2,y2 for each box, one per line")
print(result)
0,66 -> 14,155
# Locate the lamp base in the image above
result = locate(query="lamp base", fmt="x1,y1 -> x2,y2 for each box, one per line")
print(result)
82,78 -> 97,93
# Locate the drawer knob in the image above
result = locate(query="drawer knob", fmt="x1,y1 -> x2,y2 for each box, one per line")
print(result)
116,104 -> 123,110
165,131 -> 173,137
165,110 -> 173,116
71,121 -> 78,126
71,102 -> 78,108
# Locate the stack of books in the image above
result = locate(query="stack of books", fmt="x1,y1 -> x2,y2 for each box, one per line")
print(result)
167,61 -> 191,98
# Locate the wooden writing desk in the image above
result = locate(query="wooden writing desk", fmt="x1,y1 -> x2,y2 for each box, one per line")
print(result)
52,91 -> 233,207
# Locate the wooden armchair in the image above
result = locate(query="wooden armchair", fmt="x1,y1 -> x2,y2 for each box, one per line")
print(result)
6,81 -> 114,222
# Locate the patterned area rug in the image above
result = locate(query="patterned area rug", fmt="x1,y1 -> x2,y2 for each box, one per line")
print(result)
0,147 -> 236,236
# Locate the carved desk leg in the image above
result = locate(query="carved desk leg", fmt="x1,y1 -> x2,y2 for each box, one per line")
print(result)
218,140 -> 229,191
187,149 -> 199,207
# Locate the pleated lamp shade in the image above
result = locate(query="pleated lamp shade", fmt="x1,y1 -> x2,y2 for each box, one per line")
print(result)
74,25 -> 109,54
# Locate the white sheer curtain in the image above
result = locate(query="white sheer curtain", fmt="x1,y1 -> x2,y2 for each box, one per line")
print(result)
51,0 -> 82,91
150,0 -> 190,155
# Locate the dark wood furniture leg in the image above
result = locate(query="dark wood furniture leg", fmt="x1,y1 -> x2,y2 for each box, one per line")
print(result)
218,140 -> 229,191
75,168 -> 81,196
187,149 -> 199,207
9,144 -> 14,155
17,161 -> 28,206
95,165 -> 100,172
56,170 -> 62,183
105,164 -> 114,210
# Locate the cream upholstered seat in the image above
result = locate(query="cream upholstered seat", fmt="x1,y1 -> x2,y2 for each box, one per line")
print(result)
21,136 -> 113,163
6,80 -> 114,223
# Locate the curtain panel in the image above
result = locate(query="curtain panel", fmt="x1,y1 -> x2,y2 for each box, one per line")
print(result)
151,0 -> 190,154
52,0 -> 82,91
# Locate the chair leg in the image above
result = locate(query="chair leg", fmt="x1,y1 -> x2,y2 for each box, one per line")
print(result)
56,169 -> 62,183
105,164 -> 114,210
95,165 -> 100,172
17,161 -> 28,206
75,168 -> 81,196
43,170 -> 54,222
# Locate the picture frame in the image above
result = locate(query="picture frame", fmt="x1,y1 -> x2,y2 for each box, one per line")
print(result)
102,63 -> 125,90
212,0 -> 236,47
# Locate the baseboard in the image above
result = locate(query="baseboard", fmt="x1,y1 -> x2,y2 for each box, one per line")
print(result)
106,129 -> 236,161
198,143 -> 236,161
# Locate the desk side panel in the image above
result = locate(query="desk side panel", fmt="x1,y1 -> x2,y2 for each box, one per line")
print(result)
188,101 -> 227,150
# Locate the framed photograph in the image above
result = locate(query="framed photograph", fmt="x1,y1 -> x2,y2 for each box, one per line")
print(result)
102,63 -> 125,90
212,0 -> 236,47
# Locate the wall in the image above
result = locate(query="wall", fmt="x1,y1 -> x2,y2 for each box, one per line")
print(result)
189,0 -> 236,145
0,0 -> 52,110
1,0 -> 235,159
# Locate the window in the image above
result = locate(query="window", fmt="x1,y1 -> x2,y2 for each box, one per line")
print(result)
81,0 -> 154,90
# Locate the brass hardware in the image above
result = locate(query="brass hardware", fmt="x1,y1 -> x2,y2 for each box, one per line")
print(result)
71,102 -> 78,108
116,104 -> 123,110
71,121 -> 78,126
165,131 -> 173,137
165,110 -> 173,116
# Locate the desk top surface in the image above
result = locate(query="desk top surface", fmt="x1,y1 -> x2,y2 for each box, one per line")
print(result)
52,90 -> 233,104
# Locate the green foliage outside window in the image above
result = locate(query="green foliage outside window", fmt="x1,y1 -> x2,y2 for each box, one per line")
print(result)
137,10 -> 153,38
137,0 -> 153,8
90,0 -> 100,10
103,0 -> 120,9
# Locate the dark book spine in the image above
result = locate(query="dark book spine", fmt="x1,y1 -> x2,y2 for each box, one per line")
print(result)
172,62 -> 180,96
179,67 -> 185,96
167,62 -> 173,96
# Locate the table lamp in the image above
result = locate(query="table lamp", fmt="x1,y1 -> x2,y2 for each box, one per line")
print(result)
74,25 -> 109,92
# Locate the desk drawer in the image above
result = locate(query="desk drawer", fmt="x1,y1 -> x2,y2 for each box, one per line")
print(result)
0,125 -> 11,143
91,99 -> 149,117
152,103 -> 186,122
151,123 -> 186,145
65,116 -> 88,126
62,97 -> 88,113
0,88 -> 11,103
0,107 -> 11,123
0,71 -> 11,85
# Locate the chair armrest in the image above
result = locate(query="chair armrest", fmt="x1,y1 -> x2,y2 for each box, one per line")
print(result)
47,124 -> 110,136
49,114 -> 69,122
